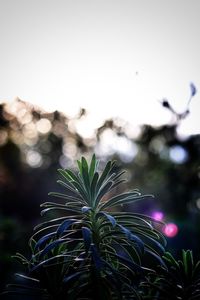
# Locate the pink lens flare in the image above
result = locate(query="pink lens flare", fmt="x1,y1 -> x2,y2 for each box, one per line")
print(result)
163,223 -> 178,238
152,211 -> 164,221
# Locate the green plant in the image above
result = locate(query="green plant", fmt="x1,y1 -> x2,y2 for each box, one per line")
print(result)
3,155 -> 167,299
141,250 -> 200,300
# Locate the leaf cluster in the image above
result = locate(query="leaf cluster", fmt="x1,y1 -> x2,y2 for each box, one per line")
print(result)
141,250 -> 200,300
2,155 -> 200,299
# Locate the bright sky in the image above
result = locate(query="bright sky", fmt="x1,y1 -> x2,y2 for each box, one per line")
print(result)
0,0 -> 200,135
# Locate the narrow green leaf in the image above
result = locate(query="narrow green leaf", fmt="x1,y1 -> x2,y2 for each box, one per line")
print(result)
48,192 -> 84,203
64,169 -> 85,188
111,170 -> 126,181
163,252 -> 180,270
111,212 -> 154,229
57,168 -> 74,182
41,201 -> 71,208
34,232 -> 55,252
118,224 -> 144,254
100,191 -> 146,210
90,244 -> 103,270
89,154 -> 97,180
57,219 -> 78,238
12,253 -> 29,265
136,231 -> 166,254
112,238 -> 141,265
81,157 -> 91,194
97,212 -> 117,227
56,180 -> 82,198
95,180 -> 113,207
40,206 -> 81,216
91,172 -> 99,200
104,249 -> 143,273
193,261 -> 200,278
82,227 -> 92,253
39,239 -> 66,259
63,270 -> 86,284
34,215 -> 81,231
183,249 -> 193,279
77,159 -> 82,175
145,248 -> 167,269
96,160 -> 112,191
70,180 -> 89,201
108,179 -> 126,192
30,254 -> 74,272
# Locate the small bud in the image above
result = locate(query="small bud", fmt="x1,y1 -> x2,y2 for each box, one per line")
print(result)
190,82 -> 197,97
162,99 -> 170,108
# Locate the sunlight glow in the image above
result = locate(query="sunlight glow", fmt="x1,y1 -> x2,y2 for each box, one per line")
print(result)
95,128 -> 138,162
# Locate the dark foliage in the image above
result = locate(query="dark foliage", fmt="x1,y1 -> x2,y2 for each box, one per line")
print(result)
2,155 -> 167,299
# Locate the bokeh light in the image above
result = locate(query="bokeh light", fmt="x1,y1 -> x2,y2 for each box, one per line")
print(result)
169,145 -> 188,164
26,150 -> 43,168
163,223 -> 179,238
152,211 -> 164,221
196,198 -> 200,210
36,118 -> 52,134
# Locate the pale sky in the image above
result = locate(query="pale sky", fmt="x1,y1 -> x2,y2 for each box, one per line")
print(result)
0,0 -> 200,135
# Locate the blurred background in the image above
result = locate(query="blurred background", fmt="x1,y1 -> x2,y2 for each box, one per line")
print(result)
0,0 -> 200,293
0,97 -> 199,291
